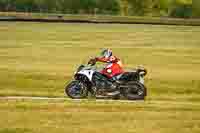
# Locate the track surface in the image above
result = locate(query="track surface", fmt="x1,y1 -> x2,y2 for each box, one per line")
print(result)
0,96 -> 137,103
0,96 -> 200,106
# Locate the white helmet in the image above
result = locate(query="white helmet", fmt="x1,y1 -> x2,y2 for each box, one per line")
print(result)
101,49 -> 112,58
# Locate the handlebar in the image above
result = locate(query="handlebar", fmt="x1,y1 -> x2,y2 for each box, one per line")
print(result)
87,58 -> 97,66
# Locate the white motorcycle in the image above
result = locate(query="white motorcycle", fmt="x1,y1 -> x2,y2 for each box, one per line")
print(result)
65,59 -> 147,100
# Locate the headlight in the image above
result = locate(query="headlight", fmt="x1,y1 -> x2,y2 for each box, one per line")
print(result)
107,69 -> 112,73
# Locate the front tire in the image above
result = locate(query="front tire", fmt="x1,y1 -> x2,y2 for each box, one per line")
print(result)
65,80 -> 88,99
123,81 -> 147,100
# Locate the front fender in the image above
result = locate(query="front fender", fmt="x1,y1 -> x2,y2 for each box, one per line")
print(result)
74,74 -> 92,89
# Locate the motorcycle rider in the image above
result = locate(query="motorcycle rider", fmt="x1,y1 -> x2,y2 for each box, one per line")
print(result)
94,49 -> 124,79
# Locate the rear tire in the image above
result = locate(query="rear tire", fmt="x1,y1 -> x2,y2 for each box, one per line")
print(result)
123,81 -> 147,100
65,80 -> 88,99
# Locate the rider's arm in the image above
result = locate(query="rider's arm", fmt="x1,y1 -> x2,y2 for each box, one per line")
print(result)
95,57 -> 109,63
95,56 -> 119,63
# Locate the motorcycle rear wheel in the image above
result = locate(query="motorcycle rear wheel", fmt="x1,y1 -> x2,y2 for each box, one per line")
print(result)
123,81 -> 147,100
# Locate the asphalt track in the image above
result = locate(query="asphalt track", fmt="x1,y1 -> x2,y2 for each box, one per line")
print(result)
0,96 -> 200,106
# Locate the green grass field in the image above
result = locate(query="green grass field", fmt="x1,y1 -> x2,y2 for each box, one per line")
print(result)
0,22 -> 200,133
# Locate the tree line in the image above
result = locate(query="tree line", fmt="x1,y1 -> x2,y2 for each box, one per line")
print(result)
0,0 -> 120,15
0,0 -> 199,18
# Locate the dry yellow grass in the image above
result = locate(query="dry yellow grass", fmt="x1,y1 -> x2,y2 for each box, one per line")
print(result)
0,99 -> 200,133
0,22 -> 200,133
0,22 -> 200,98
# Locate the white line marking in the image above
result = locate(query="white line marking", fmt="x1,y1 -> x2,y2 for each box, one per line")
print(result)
0,96 -> 199,106
0,96 -> 67,100
0,96 -> 138,103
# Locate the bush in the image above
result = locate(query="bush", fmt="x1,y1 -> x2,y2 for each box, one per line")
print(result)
0,0 -> 120,15
170,4 -> 192,18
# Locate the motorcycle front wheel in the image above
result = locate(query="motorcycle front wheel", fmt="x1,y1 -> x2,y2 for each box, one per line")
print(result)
65,80 -> 88,99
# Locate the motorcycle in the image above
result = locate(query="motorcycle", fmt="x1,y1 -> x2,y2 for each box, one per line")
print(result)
65,59 -> 147,100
